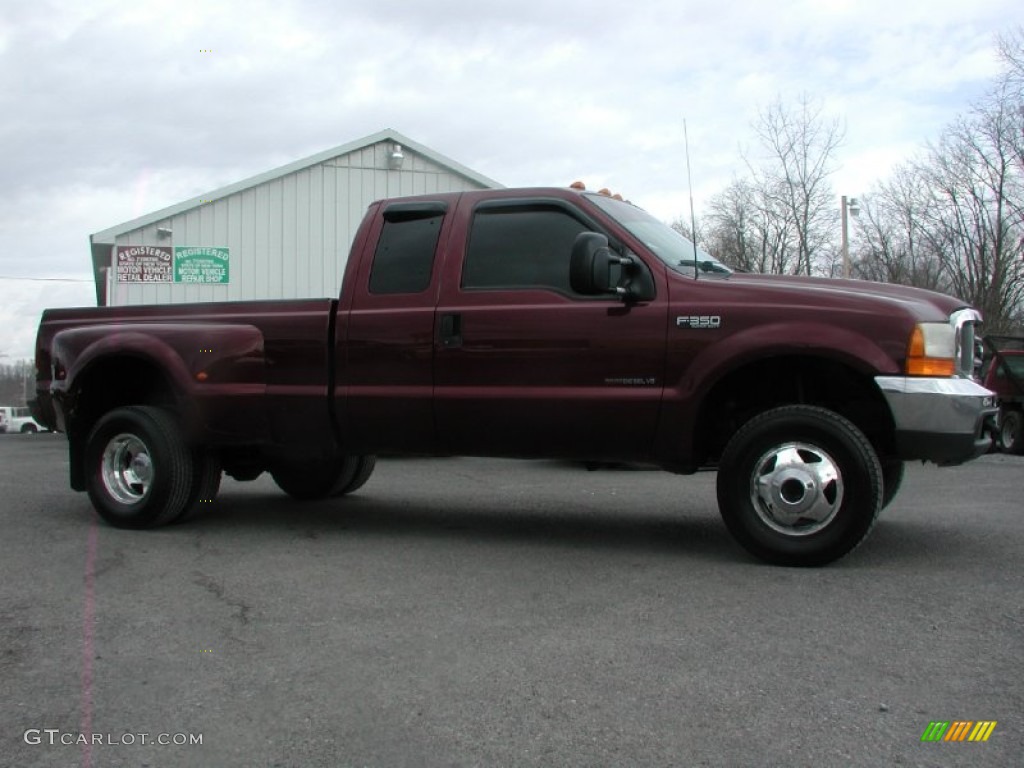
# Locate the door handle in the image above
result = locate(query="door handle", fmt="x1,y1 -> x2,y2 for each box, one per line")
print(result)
439,313 -> 462,348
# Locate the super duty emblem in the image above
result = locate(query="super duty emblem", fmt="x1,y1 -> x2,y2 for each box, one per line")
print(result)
676,315 -> 722,329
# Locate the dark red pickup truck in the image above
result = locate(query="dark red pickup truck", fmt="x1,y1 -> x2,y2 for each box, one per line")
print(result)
33,186 -> 996,565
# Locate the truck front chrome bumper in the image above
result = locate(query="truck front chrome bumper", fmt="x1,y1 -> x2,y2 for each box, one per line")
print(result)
875,376 -> 997,465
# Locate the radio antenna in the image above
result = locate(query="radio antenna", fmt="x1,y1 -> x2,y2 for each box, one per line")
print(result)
683,119 -> 700,280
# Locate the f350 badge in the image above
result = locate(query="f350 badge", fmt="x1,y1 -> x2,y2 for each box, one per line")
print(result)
676,315 -> 722,329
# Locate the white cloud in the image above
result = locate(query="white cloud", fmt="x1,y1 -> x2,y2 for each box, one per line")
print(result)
0,0 -> 1019,358
0,280 -> 97,362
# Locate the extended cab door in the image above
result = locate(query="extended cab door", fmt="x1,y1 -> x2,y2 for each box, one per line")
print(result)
434,196 -> 668,460
337,200 -> 451,454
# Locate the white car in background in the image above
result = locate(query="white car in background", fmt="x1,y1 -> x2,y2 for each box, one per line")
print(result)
0,406 -> 45,434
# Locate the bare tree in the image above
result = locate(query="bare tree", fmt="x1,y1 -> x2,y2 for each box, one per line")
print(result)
700,176 -> 806,274
852,166 -> 947,290
995,27 -> 1024,239
676,95 -> 843,275
914,87 -> 1024,331
687,32 -> 1023,325
997,26 -> 1024,91
0,359 -> 33,406
701,179 -> 757,271
669,215 -> 708,250
745,94 -> 845,275
842,32 -> 1024,330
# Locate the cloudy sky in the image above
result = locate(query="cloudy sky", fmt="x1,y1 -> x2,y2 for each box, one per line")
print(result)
0,0 -> 1018,360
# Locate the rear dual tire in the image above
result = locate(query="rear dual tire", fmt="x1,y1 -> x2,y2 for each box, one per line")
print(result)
272,455 -> 376,500
84,406 -> 221,529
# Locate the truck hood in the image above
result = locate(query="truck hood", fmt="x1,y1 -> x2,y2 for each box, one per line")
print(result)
711,272 -> 969,322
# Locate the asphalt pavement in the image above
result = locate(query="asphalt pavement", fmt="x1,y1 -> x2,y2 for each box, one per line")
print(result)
1,432 -> 1021,767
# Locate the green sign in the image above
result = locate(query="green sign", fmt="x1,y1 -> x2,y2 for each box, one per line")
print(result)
174,246 -> 230,284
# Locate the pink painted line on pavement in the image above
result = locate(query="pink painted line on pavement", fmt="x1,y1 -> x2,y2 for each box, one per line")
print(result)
80,512 -> 98,768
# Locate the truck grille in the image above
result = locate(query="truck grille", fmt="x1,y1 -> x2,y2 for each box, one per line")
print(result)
951,308 -> 981,379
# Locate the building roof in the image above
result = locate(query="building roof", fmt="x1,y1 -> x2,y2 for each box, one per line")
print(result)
88,129 -> 503,303
91,128 -> 502,244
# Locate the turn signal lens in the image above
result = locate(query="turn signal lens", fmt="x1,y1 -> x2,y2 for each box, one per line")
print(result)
905,324 -> 956,376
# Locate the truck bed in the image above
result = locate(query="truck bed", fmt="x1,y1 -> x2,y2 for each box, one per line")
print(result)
34,298 -> 338,451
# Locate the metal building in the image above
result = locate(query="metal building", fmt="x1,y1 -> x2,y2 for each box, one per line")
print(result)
89,129 -> 502,306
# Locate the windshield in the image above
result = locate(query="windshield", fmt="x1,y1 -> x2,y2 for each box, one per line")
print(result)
994,354 -> 1024,377
586,194 -> 732,276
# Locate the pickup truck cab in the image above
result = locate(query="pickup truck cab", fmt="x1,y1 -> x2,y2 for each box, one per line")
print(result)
33,186 -> 996,565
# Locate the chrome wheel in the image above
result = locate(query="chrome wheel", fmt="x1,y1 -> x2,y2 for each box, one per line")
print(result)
101,433 -> 154,505
718,406 -> 881,566
86,407 -> 194,528
749,442 -> 843,537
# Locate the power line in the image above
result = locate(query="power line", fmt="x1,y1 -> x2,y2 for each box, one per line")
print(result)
0,275 -> 93,283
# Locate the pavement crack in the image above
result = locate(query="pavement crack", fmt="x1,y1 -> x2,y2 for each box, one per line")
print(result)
192,572 -> 252,625
93,548 -> 126,579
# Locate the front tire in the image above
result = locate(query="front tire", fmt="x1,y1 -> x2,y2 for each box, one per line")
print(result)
21,424 -> 38,434
85,406 -> 194,529
880,458 -> 905,510
717,405 -> 882,567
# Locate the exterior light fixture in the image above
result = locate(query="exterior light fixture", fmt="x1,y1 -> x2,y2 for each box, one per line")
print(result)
389,144 -> 404,170
156,227 -> 172,239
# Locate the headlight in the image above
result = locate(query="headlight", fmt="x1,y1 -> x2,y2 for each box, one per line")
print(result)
906,322 -> 956,376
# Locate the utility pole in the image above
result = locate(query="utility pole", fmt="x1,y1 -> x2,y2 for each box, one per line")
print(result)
841,195 -> 859,279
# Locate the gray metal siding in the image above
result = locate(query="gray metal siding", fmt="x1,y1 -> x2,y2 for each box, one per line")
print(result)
108,141 -> 486,305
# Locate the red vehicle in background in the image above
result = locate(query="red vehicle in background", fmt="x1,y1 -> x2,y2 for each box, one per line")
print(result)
980,335 -> 1024,453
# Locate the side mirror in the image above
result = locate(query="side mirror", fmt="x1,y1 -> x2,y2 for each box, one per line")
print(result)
570,233 -> 616,295
570,232 -> 655,302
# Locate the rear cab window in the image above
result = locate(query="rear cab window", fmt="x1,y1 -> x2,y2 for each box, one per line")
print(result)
368,202 -> 448,295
